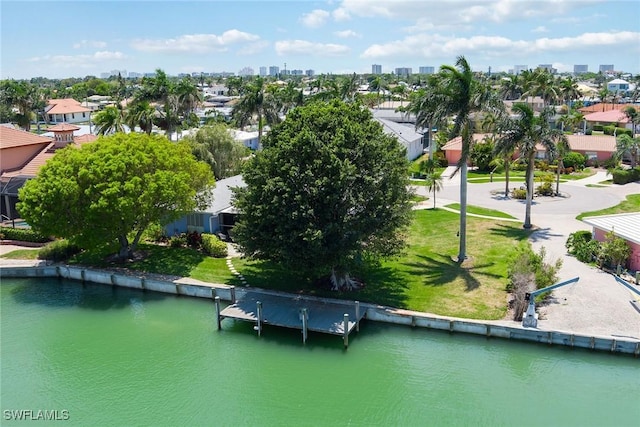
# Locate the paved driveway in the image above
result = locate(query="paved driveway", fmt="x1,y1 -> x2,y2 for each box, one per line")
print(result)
413,169 -> 640,339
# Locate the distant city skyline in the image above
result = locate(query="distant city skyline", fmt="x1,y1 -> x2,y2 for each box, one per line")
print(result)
1,1 -> 639,80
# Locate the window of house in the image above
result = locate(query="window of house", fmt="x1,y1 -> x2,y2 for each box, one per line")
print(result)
187,213 -> 204,232
82,112 -> 86,118
72,113 -> 75,119
585,152 -> 597,160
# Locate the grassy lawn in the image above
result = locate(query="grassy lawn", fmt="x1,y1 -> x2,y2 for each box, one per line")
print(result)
4,211 -> 530,320
444,203 -> 516,219
0,249 -> 40,260
232,209 -> 530,319
576,194 -> 640,220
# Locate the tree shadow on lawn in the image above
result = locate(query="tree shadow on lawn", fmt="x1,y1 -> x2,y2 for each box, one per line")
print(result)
127,245 -> 206,277
404,253 -> 503,291
239,259 -> 410,309
488,224 -> 533,241
528,227 -> 565,243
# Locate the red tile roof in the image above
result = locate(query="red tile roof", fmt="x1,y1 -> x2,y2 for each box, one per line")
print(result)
579,103 -> 638,113
441,133 -> 616,153
584,110 -> 630,124
48,123 -> 81,132
440,134 -> 488,151
46,98 -> 91,115
0,126 -> 53,149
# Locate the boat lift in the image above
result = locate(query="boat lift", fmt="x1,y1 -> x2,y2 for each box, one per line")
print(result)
522,277 -> 580,328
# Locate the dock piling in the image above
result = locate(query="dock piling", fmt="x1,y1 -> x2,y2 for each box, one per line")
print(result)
301,308 -> 308,344
343,313 -> 349,348
355,301 -> 360,332
214,296 -> 221,330
256,301 -> 263,337
230,286 -> 236,304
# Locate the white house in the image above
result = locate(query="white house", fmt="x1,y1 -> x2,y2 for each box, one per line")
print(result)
230,129 -> 260,150
45,99 -> 91,124
607,79 -> 632,96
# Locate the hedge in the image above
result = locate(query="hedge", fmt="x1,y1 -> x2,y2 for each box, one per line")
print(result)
610,167 -> 640,184
0,226 -> 51,243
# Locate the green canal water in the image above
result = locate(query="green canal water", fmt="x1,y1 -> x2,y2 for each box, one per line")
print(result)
1,278 -> 638,427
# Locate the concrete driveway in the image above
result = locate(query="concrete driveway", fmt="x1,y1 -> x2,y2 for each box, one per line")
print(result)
412,169 -> 640,339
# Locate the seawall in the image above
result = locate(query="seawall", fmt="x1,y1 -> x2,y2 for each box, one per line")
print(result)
2,265 -> 639,356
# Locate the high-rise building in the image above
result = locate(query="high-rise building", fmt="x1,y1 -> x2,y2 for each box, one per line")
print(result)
372,64 -> 382,75
419,66 -> 435,74
305,69 -> 315,77
573,64 -> 588,74
238,67 -> 254,76
537,64 -> 556,74
513,65 -> 528,74
395,67 -> 412,77
269,66 -> 279,76
259,66 -> 267,76
599,64 -> 614,73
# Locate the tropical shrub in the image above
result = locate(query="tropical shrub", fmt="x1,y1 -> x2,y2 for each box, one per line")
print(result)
535,174 -> 554,196
169,234 -> 187,248
597,231 -> 631,269
38,239 -> 82,262
511,188 -> 527,199
201,234 -> 228,258
566,230 -> 598,263
562,152 -> 586,170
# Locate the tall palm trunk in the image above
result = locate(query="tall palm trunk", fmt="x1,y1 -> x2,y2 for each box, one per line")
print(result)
524,152 -> 535,229
504,154 -> 511,197
458,162 -> 468,260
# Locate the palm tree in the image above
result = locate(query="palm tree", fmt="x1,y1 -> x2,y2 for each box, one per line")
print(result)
499,74 -> 522,100
93,105 -> 125,135
622,106 -> 638,136
495,104 -> 563,228
125,100 -> 156,135
424,171 -> 443,209
554,136 -> 570,196
407,56 -> 503,261
176,76 -> 202,118
232,77 -> 280,148
615,134 -> 639,168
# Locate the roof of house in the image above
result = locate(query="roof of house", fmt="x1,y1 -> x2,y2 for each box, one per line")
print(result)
579,103 -> 638,113
48,123 -> 81,132
45,98 -> 91,115
566,134 -> 616,152
0,126 -> 53,149
583,109 -> 630,123
582,213 -> 640,245
440,133 -> 616,153
199,174 -> 246,214
375,118 -> 423,145
440,134 -> 488,151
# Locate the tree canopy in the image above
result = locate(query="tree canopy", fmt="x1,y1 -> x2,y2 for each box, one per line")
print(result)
232,100 -> 413,290
182,124 -> 249,179
18,133 -> 214,259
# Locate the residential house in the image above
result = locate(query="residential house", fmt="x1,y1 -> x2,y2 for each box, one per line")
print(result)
583,109 -> 632,132
440,133 -> 616,166
606,79 -> 632,96
45,98 -> 91,124
230,129 -> 260,150
370,107 -> 424,161
0,124 -> 96,219
582,213 -> 640,271
164,174 -> 245,238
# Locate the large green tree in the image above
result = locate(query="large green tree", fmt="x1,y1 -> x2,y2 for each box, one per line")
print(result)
18,133 -> 214,260
183,124 -> 249,179
407,56 -> 503,261
232,100 -> 413,291
495,104 -> 565,228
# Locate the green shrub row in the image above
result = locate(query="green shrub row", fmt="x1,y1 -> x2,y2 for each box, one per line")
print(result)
602,125 -> 632,137
0,226 -> 51,243
610,167 -> 640,184
566,230 -> 631,268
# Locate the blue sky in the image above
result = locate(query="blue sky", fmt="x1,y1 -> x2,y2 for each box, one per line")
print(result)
1,0 -> 639,79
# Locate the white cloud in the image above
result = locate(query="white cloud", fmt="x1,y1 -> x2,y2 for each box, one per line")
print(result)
300,9 -> 330,28
332,7 -> 351,21
27,51 -> 126,69
131,30 -> 261,54
532,26 -> 548,33
361,30 -> 640,59
275,40 -> 350,56
337,0 -> 588,25
72,40 -> 107,49
334,30 -> 360,38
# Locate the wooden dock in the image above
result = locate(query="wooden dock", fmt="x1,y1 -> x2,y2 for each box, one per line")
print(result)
216,291 -> 365,347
